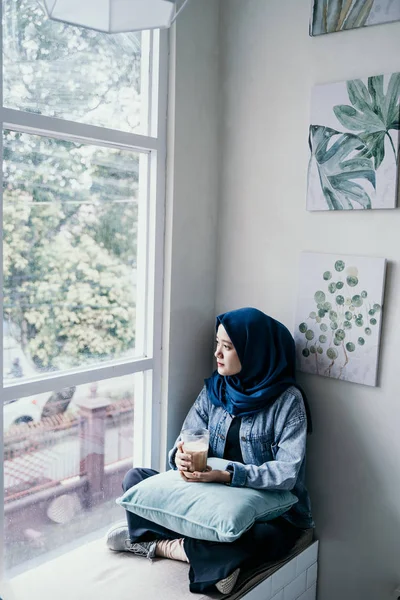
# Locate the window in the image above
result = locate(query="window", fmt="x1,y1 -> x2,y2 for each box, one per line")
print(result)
1,0 -> 166,581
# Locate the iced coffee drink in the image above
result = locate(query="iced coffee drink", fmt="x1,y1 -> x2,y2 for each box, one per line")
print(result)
181,428 -> 210,473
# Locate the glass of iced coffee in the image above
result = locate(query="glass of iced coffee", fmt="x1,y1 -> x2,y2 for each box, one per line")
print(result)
180,428 -> 210,472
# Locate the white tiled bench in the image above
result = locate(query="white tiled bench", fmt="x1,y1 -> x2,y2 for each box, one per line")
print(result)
237,541 -> 318,600
10,536 -> 318,600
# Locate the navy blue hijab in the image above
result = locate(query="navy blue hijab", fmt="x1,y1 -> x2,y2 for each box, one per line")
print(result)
205,307 -> 312,433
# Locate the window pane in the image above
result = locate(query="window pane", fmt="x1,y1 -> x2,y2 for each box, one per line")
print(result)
3,130 -> 143,382
4,373 -> 137,574
3,0 -> 146,134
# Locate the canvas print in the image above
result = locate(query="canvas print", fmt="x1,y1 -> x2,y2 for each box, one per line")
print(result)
307,72 -> 400,211
294,252 -> 386,386
310,0 -> 400,36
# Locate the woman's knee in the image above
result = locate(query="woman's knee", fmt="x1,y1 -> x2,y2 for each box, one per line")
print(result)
122,467 -> 158,492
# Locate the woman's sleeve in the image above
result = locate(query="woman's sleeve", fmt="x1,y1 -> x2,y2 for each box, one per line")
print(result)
227,412 -> 307,490
168,386 -> 210,470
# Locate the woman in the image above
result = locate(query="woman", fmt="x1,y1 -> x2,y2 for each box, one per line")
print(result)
106,307 -> 314,595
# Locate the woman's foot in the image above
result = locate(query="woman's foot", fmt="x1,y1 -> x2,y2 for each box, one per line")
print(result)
105,523 -> 157,559
105,522 -> 130,551
215,568 -> 240,595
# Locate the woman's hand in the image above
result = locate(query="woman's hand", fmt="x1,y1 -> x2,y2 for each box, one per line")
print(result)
174,441 -> 192,472
180,466 -> 231,484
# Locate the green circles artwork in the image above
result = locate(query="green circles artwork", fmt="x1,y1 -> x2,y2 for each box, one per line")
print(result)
295,253 -> 386,386
328,282 -> 337,294
335,329 -> 346,341
346,276 -> 358,287
335,260 -> 345,272
314,291 -> 325,303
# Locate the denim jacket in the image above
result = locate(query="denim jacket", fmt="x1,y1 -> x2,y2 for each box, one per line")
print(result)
169,385 -> 314,530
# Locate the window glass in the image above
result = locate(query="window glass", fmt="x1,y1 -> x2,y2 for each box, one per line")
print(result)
3,130 -> 143,382
3,0 -> 146,133
4,373 -> 137,573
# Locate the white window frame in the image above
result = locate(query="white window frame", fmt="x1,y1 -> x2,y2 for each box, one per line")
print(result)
0,13 -> 168,581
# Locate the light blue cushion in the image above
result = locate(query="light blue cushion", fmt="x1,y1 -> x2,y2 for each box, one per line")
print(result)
116,457 -> 297,543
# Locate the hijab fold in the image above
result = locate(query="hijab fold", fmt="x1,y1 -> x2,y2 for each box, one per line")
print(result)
205,307 -> 312,433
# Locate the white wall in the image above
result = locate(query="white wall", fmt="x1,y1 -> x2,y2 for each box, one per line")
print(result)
217,2 -> 400,599
161,0 -> 220,466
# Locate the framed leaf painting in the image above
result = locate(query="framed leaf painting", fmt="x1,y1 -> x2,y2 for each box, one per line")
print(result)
294,252 -> 387,386
307,72 -> 400,211
310,0 -> 400,36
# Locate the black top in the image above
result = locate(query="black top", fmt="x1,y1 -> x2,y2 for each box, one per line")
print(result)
223,417 -> 244,463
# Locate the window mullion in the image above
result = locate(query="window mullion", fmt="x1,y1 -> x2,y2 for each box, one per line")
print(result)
140,30 -> 151,138
0,108 -> 162,153
0,0 -> 5,580
148,29 -> 168,471
134,154 -> 150,358
1,357 -> 154,404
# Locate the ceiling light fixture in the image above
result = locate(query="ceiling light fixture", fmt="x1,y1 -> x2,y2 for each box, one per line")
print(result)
43,0 -> 191,34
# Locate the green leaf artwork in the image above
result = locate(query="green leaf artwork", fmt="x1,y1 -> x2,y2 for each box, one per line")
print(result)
334,74 -> 400,169
307,72 -> 400,211
310,0 -> 400,36
295,253 -> 386,386
308,126 -> 375,209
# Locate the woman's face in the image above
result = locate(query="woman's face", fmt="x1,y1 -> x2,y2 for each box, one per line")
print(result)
215,324 -> 242,376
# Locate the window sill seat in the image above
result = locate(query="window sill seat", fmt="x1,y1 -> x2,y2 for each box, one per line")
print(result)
11,530 -> 318,600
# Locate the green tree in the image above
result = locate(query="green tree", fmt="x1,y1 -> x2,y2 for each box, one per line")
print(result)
3,135 -> 139,370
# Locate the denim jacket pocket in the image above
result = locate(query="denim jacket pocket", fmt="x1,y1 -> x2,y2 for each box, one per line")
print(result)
255,434 -> 274,464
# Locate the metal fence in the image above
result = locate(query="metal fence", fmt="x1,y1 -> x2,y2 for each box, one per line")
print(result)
4,397 -> 134,503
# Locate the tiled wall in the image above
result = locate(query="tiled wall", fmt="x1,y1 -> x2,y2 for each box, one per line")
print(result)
244,541 -> 318,600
